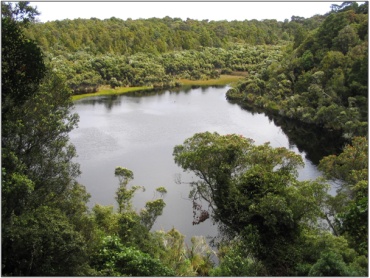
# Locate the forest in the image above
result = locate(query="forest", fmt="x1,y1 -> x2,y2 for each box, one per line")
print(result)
1,1 -> 368,276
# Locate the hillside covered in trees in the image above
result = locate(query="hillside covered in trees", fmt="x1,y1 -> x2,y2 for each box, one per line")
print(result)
23,11 -> 324,93
227,1 -> 368,139
2,1 -> 368,276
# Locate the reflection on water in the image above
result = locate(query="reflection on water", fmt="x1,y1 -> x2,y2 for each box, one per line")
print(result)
70,86 -> 342,242
232,103 -> 346,164
269,114 -> 345,164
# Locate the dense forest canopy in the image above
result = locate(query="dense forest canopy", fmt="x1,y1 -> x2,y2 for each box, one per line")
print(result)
25,16 -> 290,54
226,1 -> 368,139
23,15 -> 300,93
2,1 -> 368,276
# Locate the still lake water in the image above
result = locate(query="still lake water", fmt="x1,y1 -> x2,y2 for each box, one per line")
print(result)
70,85 -> 333,241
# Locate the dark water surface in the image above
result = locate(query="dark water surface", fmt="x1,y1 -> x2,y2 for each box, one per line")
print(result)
70,86 -> 337,241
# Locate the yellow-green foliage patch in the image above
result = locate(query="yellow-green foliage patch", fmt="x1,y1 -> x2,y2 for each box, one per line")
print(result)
177,75 -> 245,87
72,86 -> 153,101
72,75 -> 245,101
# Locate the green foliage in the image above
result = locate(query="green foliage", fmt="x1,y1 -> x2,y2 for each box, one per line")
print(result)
180,236 -> 214,276
140,199 -> 166,230
210,240 -> 265,276
308,251 -> 353,276
156,186 -> 168,197
22,14 -> 294,94
2,206 -> 91,276
109,167 -> 164,237
229,2 -> 368,139
1,2 -> 45,115
297,230 -> 368,276
92,204 -> 120,235
1,170 -> 34,217
152,228 -> 217,276
319,137 -> 368,256
301,50 -> 314,70
91,235 -> 175,276
40,44 -> 284,95
333,25 -> 360,54
173,131 -> 366,275
95,167 -> 171,261
337,181 -> 368,256
153,228 -> 196,276
2,71 -> 80,218
297,230 -> 357,268
114,166 -> 145,213
1,3 -> 93,275
173,132 -> 334,275
319,136 -> 368,185
2,1 -> 40,24
25,16 -> 289,56
114,166 -> 134,183
117,211 -> 150,249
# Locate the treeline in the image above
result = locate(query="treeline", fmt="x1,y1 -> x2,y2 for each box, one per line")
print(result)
227,1 -> 368,138
23,10 -> 326,94
46,44 -> 283,94
25,15 -> 308,55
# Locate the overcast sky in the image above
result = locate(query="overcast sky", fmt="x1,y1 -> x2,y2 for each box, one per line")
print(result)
30,1 -> 343,23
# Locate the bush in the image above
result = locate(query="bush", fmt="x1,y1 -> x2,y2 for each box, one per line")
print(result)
92,236 -> 175,276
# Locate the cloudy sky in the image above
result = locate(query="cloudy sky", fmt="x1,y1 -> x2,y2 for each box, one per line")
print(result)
30,1 -> 342,23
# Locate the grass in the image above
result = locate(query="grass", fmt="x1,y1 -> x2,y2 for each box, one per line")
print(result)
71,86 -> 153,101
177,74 -> 245,86
71,74 -> 246,101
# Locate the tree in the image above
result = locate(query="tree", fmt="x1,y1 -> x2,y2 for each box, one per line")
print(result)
301,50 -> 314,70
109,167 -> 170,257
2,70 -> 80,219
114,167 -> 143,213
92,204 -> 120,235
224,2 -> 368,140
173,132 -> 329,275
185,236 -> 215,276
109,77 -> 120,88
210,239 -> 265,276
140,199 -> 166,230
308,252 -> 353,276
2,1 -> 81,218
2,2 -> 79,219
91,235 -> 175,276
337,180 -> 368,256
1,2 -> 45,116
333,25 -> 359,54
319,136 -> 368,187
2,3 -> 91,275
2,206 -> 92,276
1,1 -> 40,23
292,24 -> 307,49
319,136 -> 368,256
295,227 -> 368,276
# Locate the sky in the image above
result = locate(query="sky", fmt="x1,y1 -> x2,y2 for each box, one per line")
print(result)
30,1 -> 343,23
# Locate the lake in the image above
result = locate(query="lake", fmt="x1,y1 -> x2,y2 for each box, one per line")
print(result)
69,85 -> 338,242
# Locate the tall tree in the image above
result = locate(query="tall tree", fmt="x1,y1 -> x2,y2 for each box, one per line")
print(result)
319,136 -> 368,256
173,132 -> 329,275
1,1 -> 45,116
2,2 -> 90,275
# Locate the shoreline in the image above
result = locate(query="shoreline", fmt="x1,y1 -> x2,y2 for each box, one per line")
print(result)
71,74 -> 245,101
